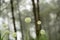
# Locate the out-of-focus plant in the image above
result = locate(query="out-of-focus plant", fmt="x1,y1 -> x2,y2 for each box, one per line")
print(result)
25,17 -> 31,23
0,23 -> 9,40
39,29 -> 48,40
40,29 -> 46,35
2,23 -> 7,28
0,30 -> 1,40
37,21 -> 41,25
12,32 -> 17,38
2,23 -> 8,29
1,30 -> 10,40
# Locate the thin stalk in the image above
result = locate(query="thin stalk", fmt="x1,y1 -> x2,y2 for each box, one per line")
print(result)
10,0 -> 17,40
31,0 -> 41,40
17,0 -> 24,40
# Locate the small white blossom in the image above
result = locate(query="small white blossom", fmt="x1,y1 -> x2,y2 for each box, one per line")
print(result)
37,21 -> 41,25
25,17 -> 31,23
40,29 -> 46,35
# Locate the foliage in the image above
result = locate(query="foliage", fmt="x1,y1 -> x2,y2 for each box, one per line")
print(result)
12,32 -> 17,38
1,30 -> 10,40
39,29 -> 48,40
0,0 -> 60,40
40,35 -> 48,40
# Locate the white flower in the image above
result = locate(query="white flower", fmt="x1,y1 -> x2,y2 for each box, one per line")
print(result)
25,17 -> 31,23
40,29 -> 46,35
37,21 -> 41,25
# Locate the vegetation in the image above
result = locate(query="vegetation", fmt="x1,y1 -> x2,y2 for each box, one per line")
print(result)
0,0 -> 60,40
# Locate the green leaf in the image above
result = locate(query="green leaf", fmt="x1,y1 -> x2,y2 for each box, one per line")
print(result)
0,31 -> 3,40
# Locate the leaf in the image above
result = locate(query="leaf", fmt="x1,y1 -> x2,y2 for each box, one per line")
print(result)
0,31 -> 3,40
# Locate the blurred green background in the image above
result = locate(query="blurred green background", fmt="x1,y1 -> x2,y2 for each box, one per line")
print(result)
0,0 -> 60,40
